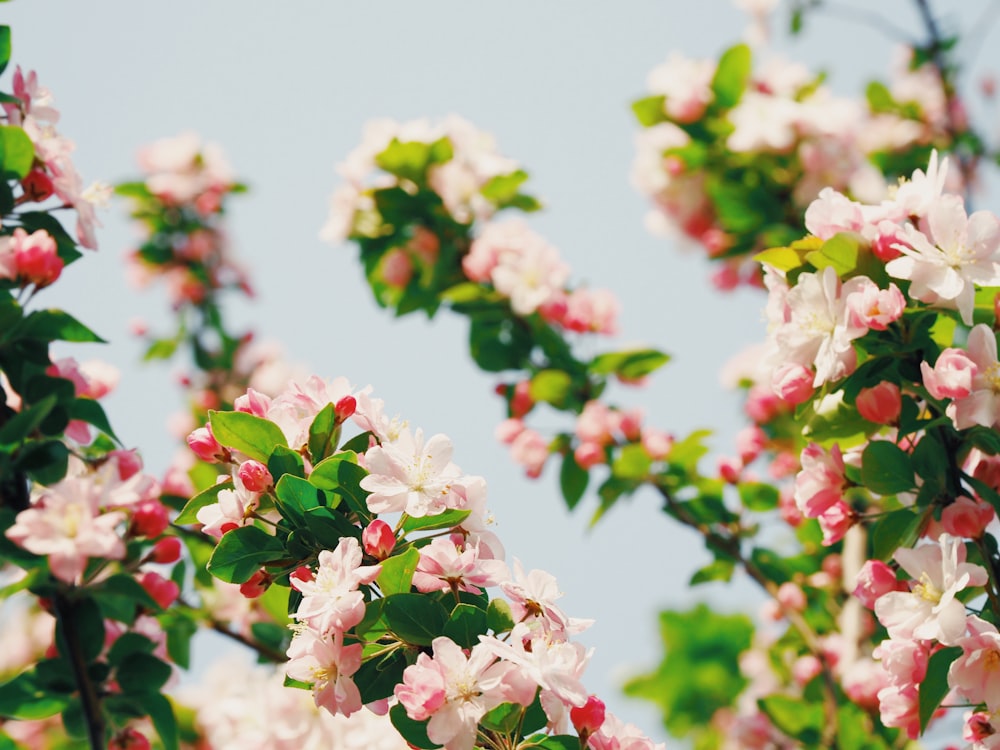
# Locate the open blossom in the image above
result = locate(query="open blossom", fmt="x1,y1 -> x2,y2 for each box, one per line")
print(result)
943,324 -> 1000,430
395,637 -> 512,750
411,536 -> 507,594
950,616 -> 1000,710
6,476 -> 126,583
588,711 -> 666,750
874,533 -> 988,645
196,474 -> 260,538
0,228 -> 63,287
286,627 -> 364,717
793,443 -> 847,518
292,537 -> 381,634
360,429 -> 466,517
265,376 -> 360,451
886,194 -> 1000,325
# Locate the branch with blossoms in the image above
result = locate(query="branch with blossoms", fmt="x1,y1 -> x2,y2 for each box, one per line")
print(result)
630,0 -> 993,290
174,375 -> 663,750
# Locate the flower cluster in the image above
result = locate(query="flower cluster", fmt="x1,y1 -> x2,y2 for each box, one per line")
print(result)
631,35 -> 975,290
182,375 -> 663,750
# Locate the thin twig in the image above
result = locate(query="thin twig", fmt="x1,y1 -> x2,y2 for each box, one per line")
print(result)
177,597 -> 288,663
53,592 -> 105,750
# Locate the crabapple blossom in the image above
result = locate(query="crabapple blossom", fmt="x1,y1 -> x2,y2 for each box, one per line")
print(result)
853,559 -> 905,609
411,536 -> 507,594
874,533 -> 988,645
793,443 -> 847,518
855,382 -> 902,424
950,616 -> 1000,710
395,637 -> 513,750
943,324 -> 1000,430
286,627 -> 364,717
291,537 -> 381,634
941,496 -> 995,539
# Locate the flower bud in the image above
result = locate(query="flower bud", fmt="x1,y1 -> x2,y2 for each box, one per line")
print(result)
363,520 -> 396,560
776,581 -> 806,613
570,695 -> 606,738
186,425 -> 225,463
149,537 -> 182,564
772,363 -> 815,406
853,559 -> 902,609
574,441 -> 605,470
855,382 -> 901,424
290,566 -> 314,586
131,499 -> 170,539
941,496 -> 995,539
138,571 -> 180,609
334,394 -> 357,423
239,569 -> 272,598
238,460 -> 273,493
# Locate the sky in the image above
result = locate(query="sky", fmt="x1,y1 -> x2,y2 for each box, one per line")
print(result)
4,0 -> 1000,743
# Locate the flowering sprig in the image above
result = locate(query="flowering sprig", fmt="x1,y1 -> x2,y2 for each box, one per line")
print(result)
179,375 -> 663,750
631,2 -> 991,290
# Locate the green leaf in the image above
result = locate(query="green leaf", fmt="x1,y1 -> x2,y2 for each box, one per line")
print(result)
711,44 -> 752,109
559,451 -> 589,510
307,403 -> 338,463
529,737 -> 577,750
487,598 -> 515,634
804,232 -> 861,276
0,671 -> 69,719
690,559 -> 735,585
309,455 -> 372,523
0,125 -> 34,180
377,547 -> 419,596
401,508 -> 471,533
528,369 -> 572,406
164,613 -> 197,670
209,410 -> 287,463
389,703 -> 440,749
20,438 -> 69,485
376,139 -> 435,183
67,398 -> 119,443
861,441 -> 916,495
273,474 -> 324,527
738,482 -> 779,512
443,603 -> 488,649
175,479 -> 232,525
0,394 -> 57,446
354,648 -> 407,704
93,573 -> 163,622
267,444 -> 305,482
206,525 -> 284,583
481,702 -> 523,734
18,309 -> 105,343
115,653 -> 172,693
383,593 -> 448,647
919,646 -> 962,732
758,695 -> 824,744
612,443 -> 651,480
143,337 -> 179,361
589,348 -> 670,380
754,245 -> 805,273
480,170 -> 529,204
0,27 -> 10,77
872,507 -> 925,561
631,95 -> 668,127
141,691 -> 179,750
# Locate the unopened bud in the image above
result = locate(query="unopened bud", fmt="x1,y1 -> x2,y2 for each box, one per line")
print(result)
570,695 -> 606,738
239,569 -> 272,598
238,460 -> 273,493
334,395 -> 357,423
362,520 -> 396,560
149,537 -> 182,564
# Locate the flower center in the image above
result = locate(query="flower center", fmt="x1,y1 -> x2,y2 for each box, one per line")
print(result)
913,572 -> 943,604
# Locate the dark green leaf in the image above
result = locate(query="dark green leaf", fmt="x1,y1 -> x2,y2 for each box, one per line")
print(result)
67,398 -> 119,443
307,403 -> 338,463
19,309 -> 105,343
0,671 -> 68,719
0,27 -> 10,76
116,653 -> 172,693
209,410 -> 287,463
389,703 -> 440,749
141,691 -> 179,750
861,441 -> 916,495
383,593 -> 448,647
872,507 -> 926,561
758,694 -> 824,744
267,444 -> 305,482
19,439 -> 69,485
0,394 -> 57,446
207,525 -> 284,583
355,648 -> 407,704
559,451 -> 589,510
443,603 -> 488,649
919,646 -> 962,732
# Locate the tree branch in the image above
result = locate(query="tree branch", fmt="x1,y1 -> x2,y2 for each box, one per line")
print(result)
53,592 -> 104,750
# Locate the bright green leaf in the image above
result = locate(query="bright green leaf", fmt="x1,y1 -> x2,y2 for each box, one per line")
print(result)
711,44 -> 752,108
175,479 -> 232,525
209,410 -> 287,463
377,547 -> 419,596
0,125 -> 34,180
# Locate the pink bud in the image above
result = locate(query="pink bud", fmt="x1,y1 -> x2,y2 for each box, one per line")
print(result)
334,395 -> 357,423
381,248 -> 414,287
570,695 -> 606,737
290,566 -> 314,585
922,348 -> 977,400
138,571 -> 180,610
941,496 -> 995,539
363,520 -> 396,560
494,418 -> 525,445
772,363 -> 815,406
239,570 -> 271,599
717,456 -> 742,484
574,441 -> 605,470
107,449 -> 143,481
855,382 -> 902,424
736,426 -> 765,465
238,460 -> 273,493
641,428 -> 672,460
131,500 -> 170,539
186,425 -> 225,463
617,409 -> 643,442
21,169 -> 54,203
510,381 -> 534,418
776,582 -> 806,613
853,559 -> 902,609
149,537 -> 182,564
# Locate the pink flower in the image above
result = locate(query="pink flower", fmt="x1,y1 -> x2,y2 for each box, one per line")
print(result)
947,324 -> 1000,430
588,711 -> 666,750
844,279 -> 905,331
793,443 -> 847,518
6,476 -> 126,583
285,627 -> 364,717
922,347 -> 976,400
950,616 -> 1000,710
771,362 -> 815,405
360,429 -> 465,517
291,537 -> 381,634
361,519 -> 396,560
500,560 -> 590,635
817,500 -> 855,546
853,559 -> 904,609
874,533 -> 988,645
395,637 -> 513,750
0,228 -> 63,288
509,428 -> 550,478
411,537 -> 507,595
942,496 -> 995,539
